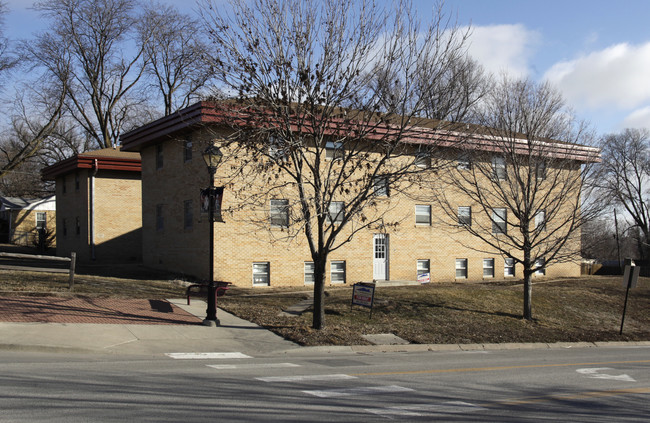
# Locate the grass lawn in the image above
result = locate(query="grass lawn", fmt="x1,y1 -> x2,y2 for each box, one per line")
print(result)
0,261 -> 647,347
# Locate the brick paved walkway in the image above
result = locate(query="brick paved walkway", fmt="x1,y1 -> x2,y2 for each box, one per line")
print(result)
0,296 -> 203,325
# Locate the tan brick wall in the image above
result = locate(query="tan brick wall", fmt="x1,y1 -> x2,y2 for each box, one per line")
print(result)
10,209 -> 56,247
139,130 -> 582,286
55,169 -> 142,262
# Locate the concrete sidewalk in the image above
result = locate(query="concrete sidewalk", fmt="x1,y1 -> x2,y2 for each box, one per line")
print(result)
0,297 -> 299,356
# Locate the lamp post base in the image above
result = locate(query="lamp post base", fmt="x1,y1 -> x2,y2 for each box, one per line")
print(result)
202,319 -> 219,327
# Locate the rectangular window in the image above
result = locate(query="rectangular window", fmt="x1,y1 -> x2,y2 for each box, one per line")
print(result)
458,206 -> 471,226
492,208 -> 507,234
183,139 -> 192,162
483,258 -> 495,278
415,152 -> 430,168
492,156 -> 506,180
535,210 -> 546,231
183,200 -> 193,230
36,212 -> 46,229
304,262 -> 315,285
156,143 -> 164,169
536,161 -> 546,180
330,260 -> 346,284
415,205 -> 431,225
325,141 -> 343,160
535,258 -> 546,275
328,201 -> 344,224
504,257 -> 515,277
253,262 -> 270,286
417,259 -> 430,283
269,135 -> 288,161
156,204 -> 164,231
270,199 -> 289,227
457,153 -> 471,170
455,258 -> 467,279
373,176 -> 389,197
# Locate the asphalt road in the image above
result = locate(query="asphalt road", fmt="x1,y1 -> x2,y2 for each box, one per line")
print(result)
0,345 -> 648,422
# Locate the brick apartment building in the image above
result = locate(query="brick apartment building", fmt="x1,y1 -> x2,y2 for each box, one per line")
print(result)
118,102 -> 598,287
42,147 -> 142,263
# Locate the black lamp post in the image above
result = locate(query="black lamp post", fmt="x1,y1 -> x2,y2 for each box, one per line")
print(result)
202,143 -> 223,326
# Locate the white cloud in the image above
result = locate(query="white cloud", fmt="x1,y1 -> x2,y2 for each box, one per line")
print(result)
621,106 -> 650,130
543,42 -> 650,109
464,24 -> 540,78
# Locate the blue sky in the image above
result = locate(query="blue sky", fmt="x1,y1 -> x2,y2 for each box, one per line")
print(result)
4,0 -> 650,137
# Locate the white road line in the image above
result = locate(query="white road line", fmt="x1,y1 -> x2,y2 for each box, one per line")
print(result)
165,352 -> 251,359
304,385 -> 414,398
256,374 -> 357,383
207,363 -> 300,370
366,401 -> 486,418
576,368 -> 636,382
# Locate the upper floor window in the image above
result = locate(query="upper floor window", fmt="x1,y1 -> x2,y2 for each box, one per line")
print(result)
325,141 -> 344,160
270,199 -> 289,227
536,161 -> 546,180
373,176 -> 389,197
414,152 -> 430,168
492,156 -> 506,180
415,205 -> 431,225
458,206 -> 471,226
492,208 -> 507,234
183,139 -> 192,162
269,135 -> 289,161
328,201 -> 344,224
156,143 -> 164,169
183,200 -> 193,230
535,210 -> 546,231
457,153 -> 471,170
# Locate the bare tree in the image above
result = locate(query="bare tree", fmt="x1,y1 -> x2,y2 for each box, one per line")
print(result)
139,3 -> 212,116
431,77 -> 600,321
200,0 -> 481,329
27,0 -> 148,149
599,128 -> 650,260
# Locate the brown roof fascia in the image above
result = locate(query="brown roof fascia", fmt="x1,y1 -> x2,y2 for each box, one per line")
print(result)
42,154 -> 141,181
120,101 -> 601,163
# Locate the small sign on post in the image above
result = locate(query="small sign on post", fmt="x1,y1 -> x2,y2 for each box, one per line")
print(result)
351,282 -> 376,318
620,258 -> 640,335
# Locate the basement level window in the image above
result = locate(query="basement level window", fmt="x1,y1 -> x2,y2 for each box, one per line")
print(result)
253,262 -> 270,286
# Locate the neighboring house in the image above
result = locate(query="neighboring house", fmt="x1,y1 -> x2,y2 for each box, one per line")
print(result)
0,195 -> 56,246
41,147 -> 142,263
120,102 -> 597,287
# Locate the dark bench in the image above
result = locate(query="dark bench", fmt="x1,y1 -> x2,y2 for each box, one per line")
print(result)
186,282 -> 231,305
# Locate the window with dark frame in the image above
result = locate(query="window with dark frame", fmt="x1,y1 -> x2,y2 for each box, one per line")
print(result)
455,258 -> 468,278
156,143 -> 164,169
183,139 -> 192,162
253,262 -> 270,285
183,200 -> 193,230
492,208 -> 507,234
504,257 -> 515,277
373,176 -> 389,197
458,206 -> 471,226
492,156 -> 506,180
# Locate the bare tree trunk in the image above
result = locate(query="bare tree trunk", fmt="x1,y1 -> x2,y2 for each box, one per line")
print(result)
312,256 -> 327,330
523,270 -> 533,321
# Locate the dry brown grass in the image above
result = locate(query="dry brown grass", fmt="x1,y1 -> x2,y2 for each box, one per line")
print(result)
219,277 -> 650,346
0,260 -> 647,347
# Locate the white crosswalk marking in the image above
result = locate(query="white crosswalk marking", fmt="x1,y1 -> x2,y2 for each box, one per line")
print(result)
257,374 -> 357,383
304,385 -> 414,398
366,401 -> 486,418
165,352 -> 251,359
208,363 -> 300,370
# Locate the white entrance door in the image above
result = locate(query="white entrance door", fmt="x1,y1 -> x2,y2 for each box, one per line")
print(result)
373,234 -> 389,280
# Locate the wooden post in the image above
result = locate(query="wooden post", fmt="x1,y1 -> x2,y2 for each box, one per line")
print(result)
68,252 -> 76,291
